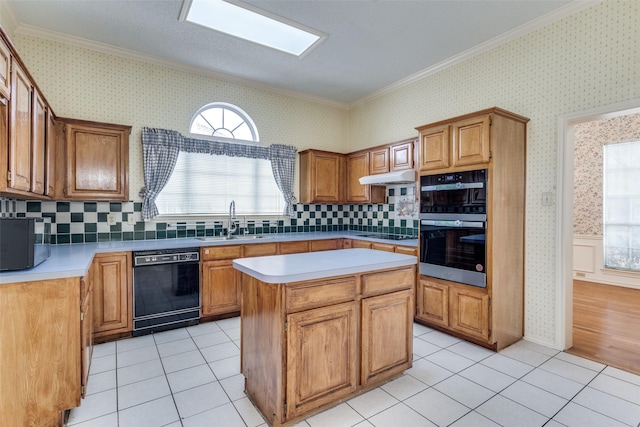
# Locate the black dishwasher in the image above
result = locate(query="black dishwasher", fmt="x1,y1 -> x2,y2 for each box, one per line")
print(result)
132,248 -> 200,336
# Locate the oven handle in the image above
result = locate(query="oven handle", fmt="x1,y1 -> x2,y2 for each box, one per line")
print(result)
421,182 -> 484,192
421,219 -> 485,228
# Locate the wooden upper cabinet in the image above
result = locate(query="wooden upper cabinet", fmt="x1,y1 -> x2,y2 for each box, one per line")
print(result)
370,147 -> 389,174
31,89 -> 46,195
390,140 -> 414,171
45,112 -> 56,197
299,149 -> 344,203
61,118 -> 130,200
8,61 -> 32,192
418,124 -> 449,172
346,151 -> 385,203
0,37 -> 10,100
452,114 -> 491,167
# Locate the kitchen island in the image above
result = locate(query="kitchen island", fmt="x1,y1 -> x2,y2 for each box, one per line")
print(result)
233,249 -> 416,427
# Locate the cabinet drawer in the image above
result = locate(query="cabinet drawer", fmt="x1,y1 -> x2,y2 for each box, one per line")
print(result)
279,240 -> 309,254
310,239 -> 341,252
395,245 -> 417,256
201,245 -> 243,261
286,277 -> 356,313
371,242 -> 395,253
362,267 -> 415,296
244,242 -> 278,257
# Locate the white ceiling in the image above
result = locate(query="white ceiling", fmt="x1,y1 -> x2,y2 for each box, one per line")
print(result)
5,0 -> 592,108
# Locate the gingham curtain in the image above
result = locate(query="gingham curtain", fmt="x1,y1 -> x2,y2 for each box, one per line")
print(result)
139,127 -> 298,219
139,128 -> 181,221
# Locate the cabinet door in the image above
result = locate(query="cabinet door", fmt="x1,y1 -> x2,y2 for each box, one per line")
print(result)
92,252 -> 132,337
64,121 -> 130,200
80,277 -> 93,398
452,114 -> 491,167
299,150 -> 343,203
0,38 -> 10,100
9,61 -> 32,192
346,152 -> 370,202
361,290 -> 413,385
416,279 -> 449,327
45,112 -> 56,197
31,89 -> 46,194
391,141 -> 414,171
201,260 -> 241,316
286,301 -> 358,419
370,147 -> 389,174
450,287 -> 489,341
419,124 -> 449,172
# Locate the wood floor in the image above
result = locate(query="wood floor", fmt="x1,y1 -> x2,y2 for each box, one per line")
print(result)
568,280 -> 640,376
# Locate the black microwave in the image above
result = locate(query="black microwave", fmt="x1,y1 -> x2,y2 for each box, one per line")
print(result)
0,218 -> 51,271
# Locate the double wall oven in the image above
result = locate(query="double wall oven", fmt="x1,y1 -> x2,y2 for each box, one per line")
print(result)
419,169 -> 487,288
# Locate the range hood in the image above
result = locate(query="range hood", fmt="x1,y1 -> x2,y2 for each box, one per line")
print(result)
359,169 -> 416,185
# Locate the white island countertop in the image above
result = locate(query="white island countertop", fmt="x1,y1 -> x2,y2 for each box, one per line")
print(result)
232,248 -> 417,284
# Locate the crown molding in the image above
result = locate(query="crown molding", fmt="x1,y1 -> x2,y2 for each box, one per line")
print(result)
13,23 -> 350,110
348,0 -> 604,108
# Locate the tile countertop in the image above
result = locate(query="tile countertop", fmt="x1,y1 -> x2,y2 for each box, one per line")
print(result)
0,231 -> 417,285
233,248 -> 417,284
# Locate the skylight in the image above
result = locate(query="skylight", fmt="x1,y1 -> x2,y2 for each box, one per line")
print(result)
180,0 -> 326,57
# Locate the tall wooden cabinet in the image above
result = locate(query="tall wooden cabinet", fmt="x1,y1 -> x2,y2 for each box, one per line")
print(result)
0,276 -> 90,426
91,252 -> 133,342
415,107 -> 529,350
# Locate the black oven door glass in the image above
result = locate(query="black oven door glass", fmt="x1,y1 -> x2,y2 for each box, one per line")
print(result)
420,169 -> 486,214
420,226 -> 486,273
134,262 -> 200,318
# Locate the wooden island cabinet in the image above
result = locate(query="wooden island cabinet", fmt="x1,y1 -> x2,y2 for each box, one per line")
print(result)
234,249 -> 416,427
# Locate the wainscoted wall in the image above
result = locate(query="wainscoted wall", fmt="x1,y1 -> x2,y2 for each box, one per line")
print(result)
573,112 -> 640,236
0,186 -> 418,244
574,235 -> 640,290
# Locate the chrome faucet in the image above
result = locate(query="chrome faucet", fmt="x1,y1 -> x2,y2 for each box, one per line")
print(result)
227,200 -> 237,239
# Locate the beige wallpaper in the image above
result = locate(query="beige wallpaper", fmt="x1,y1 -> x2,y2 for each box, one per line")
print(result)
7,0 -> 640,345
574,113 -> 640,236
347,0 -> 639,345
10,34 -> 350,199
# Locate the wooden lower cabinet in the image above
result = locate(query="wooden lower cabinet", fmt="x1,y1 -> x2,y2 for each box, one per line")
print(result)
91,252 -> 132,341
286,301 -> 358,419
201,259 -> 240,316
417,277 -> 492,346
450,287 -> 489,341
80,275 -> 94,398
0,277 -> 86,426
241,265 -> 415,426
361,289 -> 413,385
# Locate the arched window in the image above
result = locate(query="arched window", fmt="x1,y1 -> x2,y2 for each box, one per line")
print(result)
155,103 -> 284,217
190,102 -> 259,142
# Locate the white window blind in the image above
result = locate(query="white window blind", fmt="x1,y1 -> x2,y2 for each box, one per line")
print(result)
603,140 -> 640,272
155,102 -> 284,216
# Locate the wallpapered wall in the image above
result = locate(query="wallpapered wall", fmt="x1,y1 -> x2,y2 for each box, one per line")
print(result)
10,34 -> 350,200
574,113 -> 640,236
5,0 -> 640,345
347,0 -> 639,346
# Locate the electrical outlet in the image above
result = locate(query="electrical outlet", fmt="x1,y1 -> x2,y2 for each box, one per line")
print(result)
127,213 -> 138,225
541,192 -> 553,206
107,214 -> 117,226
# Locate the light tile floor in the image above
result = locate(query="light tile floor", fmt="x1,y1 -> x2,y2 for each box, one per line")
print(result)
67,319 -> 640,427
